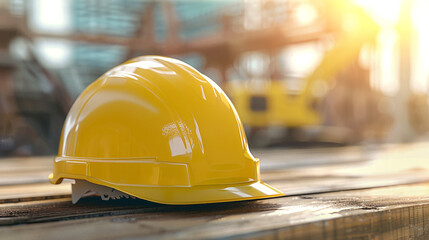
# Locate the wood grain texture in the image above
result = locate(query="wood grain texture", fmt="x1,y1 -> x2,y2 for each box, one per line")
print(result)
2,183 -> 429,239
1,142 -> 428,203
1,142 -> 429,239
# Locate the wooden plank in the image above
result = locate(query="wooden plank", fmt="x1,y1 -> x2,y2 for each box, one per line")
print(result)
0,142 -> 429,204
0,170 -> 51,186
0,183 -> 70,203
1,142 -> 429,239
255,145 -> 371,170
0,197 -> 164,226
0,156 -> 52,173
2,169 -> 429,226
1,166 -> 429,205
2,183 -> 429,239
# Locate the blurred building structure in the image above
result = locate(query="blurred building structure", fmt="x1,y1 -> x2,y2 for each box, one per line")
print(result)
0,0 -> 71,156
0,0 -> 427,155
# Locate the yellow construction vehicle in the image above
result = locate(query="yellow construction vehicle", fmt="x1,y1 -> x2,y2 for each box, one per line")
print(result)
227,1 -> 380,141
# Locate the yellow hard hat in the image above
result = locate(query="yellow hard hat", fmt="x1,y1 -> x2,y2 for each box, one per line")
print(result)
49,56 -> 284,205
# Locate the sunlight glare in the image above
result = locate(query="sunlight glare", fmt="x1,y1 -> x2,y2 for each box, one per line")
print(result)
352,0 -> 402,27
411,0 -> 429,92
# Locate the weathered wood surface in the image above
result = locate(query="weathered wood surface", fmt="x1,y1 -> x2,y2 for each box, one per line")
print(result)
1,142 -> 429,239
2,183 -> 429,239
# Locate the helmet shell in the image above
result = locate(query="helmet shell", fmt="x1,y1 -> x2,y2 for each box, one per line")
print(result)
50,56 -> 283,204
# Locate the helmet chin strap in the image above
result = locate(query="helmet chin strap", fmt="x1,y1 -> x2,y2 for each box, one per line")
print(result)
71,180 -> 135,204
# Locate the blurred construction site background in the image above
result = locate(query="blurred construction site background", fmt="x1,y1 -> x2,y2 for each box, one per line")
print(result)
0,0 -> 428,156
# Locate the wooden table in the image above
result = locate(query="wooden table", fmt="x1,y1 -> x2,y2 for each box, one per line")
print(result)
1,142 -> 429,239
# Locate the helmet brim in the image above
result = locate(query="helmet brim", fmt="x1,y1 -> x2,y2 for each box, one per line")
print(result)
51,173 -> 284,204
114,181 -> 284,205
